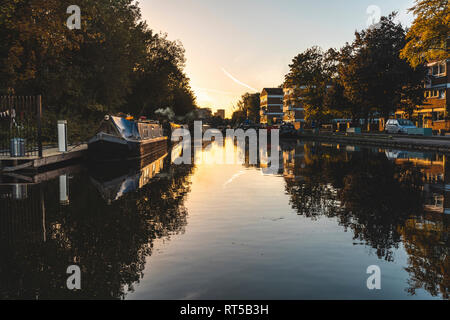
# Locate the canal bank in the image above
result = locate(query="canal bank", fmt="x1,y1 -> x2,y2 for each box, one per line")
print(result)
299,132 -> 450,153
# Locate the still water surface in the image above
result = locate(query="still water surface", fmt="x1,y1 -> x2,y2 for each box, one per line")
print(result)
0,139 -> 449,299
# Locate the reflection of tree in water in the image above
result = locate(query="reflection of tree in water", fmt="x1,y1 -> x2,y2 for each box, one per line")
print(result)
283,143 -> 343,219
283,142 -> 450,298
284,143 -> 424,261
337,151 -> 425,261
0,161 -> 194,299
399,214 -> 450,299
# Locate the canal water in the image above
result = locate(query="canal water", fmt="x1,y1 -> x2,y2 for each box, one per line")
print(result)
0,139 -> 449,300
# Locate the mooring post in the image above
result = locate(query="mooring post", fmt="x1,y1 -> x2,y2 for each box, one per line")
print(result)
37,95 -> 43,158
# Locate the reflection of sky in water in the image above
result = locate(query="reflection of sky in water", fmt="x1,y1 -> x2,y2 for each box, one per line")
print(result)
0,140 -> 448,300
127,141 -> 447,300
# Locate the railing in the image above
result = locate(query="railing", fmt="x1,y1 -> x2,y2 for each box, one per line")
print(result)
0,95 -> 42,157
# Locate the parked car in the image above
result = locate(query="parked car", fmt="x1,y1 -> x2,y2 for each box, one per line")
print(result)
385,119 -> 417,134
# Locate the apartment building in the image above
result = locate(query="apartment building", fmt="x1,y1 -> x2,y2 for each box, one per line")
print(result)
396,59 -> 449,132
283,86 -> 306,130
260,88 -> 284,125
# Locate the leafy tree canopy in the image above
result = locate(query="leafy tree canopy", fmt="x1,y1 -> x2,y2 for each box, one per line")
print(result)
0,0 -> 197,140
400,0 -> 450,67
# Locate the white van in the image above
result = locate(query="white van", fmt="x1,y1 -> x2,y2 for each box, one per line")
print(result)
385,119 -> 417,134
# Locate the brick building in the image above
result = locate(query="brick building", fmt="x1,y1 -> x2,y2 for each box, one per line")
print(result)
283,86 -> 306,130
260,88 -> 284,125
396,59 -> 449,132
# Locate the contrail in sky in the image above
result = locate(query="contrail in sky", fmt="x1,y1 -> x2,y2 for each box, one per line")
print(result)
221,68 -> 258,92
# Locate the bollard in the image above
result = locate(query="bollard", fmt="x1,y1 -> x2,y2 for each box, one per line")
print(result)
58,120 -> 68,152
59,174 -> 70,205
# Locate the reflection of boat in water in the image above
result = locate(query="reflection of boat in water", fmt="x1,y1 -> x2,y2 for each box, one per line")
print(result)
88,115 -> 168,162
90,152 -> 168,203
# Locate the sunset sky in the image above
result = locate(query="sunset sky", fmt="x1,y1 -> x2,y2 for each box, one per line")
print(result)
140,0 -> 416,117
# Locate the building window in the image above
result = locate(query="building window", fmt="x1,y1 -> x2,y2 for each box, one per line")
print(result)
430,62 -> 446,77
426,89 -> 445,98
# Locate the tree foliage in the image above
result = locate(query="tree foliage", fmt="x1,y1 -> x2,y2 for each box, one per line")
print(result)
337,13 -> 427,120
0,0 -> 197,140
400,0 -> 450,67
284,46 -> 336,123
231,92 -> 260,125
285,13 -> 427,125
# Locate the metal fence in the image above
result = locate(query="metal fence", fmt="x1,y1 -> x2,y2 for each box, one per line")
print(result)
0,95 -> 42,157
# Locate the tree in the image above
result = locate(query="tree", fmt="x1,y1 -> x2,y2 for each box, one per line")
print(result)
400,0 -> 450,67
284,46 -> 335,124
235,92 -> 260,124
337,13 -> 427,122
126,32 -> 196,118
231,109 -> 246,127
324,81 -> 357,120
0,0 -> 197,141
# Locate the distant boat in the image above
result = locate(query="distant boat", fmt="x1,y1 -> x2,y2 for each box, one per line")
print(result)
88,115 -> 168,162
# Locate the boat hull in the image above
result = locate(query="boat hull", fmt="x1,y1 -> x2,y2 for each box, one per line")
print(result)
88,133 -> 168,162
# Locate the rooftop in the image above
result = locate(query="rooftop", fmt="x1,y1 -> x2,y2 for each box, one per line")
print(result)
262,88 -> 283,95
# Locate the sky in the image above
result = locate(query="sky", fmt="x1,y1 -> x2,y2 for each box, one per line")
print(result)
140,0 -> 416,117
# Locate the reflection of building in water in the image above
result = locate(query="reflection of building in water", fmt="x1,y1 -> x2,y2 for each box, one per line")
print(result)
258,139 -> 284,175
399,213 -> 450,299
386,150 -> 450,215
233,136 -> 283,175
280,141 -> 450,298
282,142 -> 306,181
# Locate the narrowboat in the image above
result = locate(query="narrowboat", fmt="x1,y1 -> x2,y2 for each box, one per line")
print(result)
88,114 -> 168,162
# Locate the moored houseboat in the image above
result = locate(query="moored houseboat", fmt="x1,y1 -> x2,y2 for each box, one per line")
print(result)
88,115 -> 168,162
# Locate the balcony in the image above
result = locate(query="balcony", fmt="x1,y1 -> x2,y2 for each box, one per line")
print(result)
284,105 -> 304,112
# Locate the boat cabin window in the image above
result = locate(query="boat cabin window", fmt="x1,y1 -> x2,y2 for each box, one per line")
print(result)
138,122 -> 162,139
